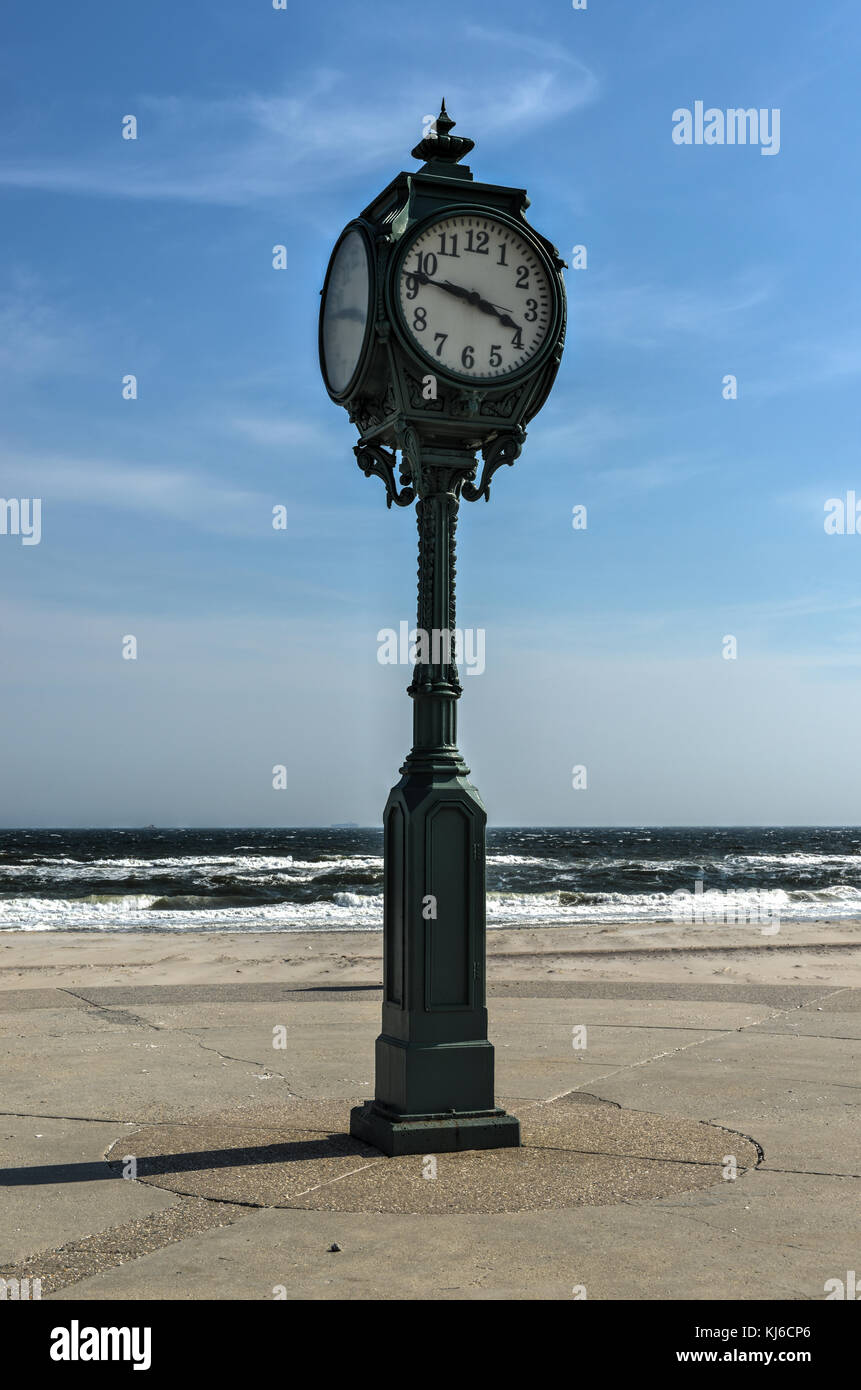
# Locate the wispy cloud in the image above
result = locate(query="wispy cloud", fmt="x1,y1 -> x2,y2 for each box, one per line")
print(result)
749,335 -> 861,398
0,442 -> 382,539
576,270 -> 774,349
230,416 -> 338,450
0,273 -> 98,376
0,32 -> 599,206
533,407 -> 641,457
460,25 -> 599,126
587,454 -> 709,494
0,448 -> 266,534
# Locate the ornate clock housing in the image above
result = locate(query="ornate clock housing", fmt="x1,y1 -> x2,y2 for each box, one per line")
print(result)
318,102 -> 567,502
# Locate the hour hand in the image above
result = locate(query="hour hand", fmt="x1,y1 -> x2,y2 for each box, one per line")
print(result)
441,281 -> 497,314
441,281 -> 520,329
439,279 -> 473,302
474,296 -> 517,328
472,295 -> 520,332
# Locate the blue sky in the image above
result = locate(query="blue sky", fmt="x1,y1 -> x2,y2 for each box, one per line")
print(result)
1,0 -> 860,826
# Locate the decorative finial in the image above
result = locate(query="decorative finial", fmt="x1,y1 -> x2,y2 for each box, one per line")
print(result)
436,98 -> 455,138
411,100 -> 475,177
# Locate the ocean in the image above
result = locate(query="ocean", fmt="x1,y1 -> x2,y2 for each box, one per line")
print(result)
1,826 -> 860,932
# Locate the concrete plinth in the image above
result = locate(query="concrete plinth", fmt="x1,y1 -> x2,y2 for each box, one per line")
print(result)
349,1100 -> 521,1155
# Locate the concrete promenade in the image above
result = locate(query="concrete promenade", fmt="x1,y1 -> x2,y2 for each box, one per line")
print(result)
0,925 -> 858,1300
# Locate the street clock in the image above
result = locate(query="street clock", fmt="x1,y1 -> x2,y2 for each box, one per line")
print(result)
319,100 -> 567,498
318,103 -> 568,1157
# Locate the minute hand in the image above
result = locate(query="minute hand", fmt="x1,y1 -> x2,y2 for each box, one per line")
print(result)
440,280 -> 519,329
414,273 -> 520,330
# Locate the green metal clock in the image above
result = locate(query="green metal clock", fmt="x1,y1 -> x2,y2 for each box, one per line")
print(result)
319,102 -> 567,1157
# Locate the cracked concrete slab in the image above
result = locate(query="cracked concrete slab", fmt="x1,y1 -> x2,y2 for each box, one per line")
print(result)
0,1115 -> 181,1264
118,1000 -> 380,1031
801,991 -> 861,1012
0,1026 -> 316,1123
584,1029 -> 861,1174
116,1005 -> 749,1103
0,1006 -> 147,1039
0,1195 -> 253,1297
1,946 -> 857,1301
489,996 -> 783,1030
702,1104 -> 861,1177
4,979 -> 857,1008
45,1167 -> 855,1302
0,988 -> 93,1013
745,1011 -> 861,1040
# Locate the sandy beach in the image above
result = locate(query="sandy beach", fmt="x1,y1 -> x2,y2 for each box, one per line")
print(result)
2,918 -> 860,991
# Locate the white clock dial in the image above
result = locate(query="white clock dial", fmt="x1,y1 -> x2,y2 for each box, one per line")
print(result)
397,214 -> 554,381
321,228 -> 371,394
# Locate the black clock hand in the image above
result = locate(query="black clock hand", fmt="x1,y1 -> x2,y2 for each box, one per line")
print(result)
474,299 -> 518,329
411,272 -> 520,330
439,279 -> 473,301
446,284 -> 518,327
410,270 -> 467,301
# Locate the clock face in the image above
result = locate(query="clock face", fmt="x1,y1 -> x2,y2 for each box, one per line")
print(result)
321,227 -> 372,395
396,213 -> 555,382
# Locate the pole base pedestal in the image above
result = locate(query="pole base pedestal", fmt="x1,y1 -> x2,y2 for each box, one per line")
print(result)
350,1100 -> 521,1156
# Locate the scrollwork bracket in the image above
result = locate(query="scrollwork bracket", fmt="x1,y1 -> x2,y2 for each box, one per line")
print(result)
461,428 -> 526,503
354,440 -> 416,509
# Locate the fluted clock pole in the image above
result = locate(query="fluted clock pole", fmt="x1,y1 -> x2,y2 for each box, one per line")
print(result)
350,447 -> 520,1155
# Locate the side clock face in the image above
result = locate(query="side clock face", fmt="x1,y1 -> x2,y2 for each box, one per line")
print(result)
395,212 -> 556,382
320,227 -> 372,396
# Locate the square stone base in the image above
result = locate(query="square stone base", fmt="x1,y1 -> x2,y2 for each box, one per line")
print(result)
350,1101 -> 521,1157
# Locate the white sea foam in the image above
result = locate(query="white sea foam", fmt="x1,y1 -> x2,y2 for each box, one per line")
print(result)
0,854 -> 381,885
0,892 -> 384,931
728,853 -> 861,868
3,882 -> 859,932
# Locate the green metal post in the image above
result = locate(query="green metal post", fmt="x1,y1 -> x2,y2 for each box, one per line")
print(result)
350,447 -> 521,1155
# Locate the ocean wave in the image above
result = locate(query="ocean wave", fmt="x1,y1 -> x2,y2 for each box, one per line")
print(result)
729,853 -> 861,868
2,881 -> 859,931
786,883 -> 861,901
487,853 -> 563,868
3,828 -> 861,931
0,892 -> 384,931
